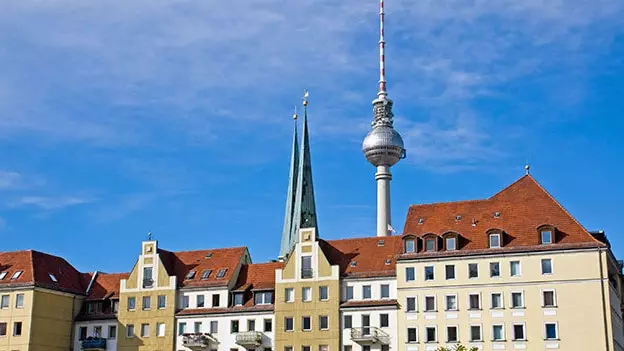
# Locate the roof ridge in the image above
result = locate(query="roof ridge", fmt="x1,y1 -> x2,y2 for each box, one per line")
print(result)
408,198 -> 491,208
170,246 -> 247,254
324,235 -> 401,244
489,174 -> 530,199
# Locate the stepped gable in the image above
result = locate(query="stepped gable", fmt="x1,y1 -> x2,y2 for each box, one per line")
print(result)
321,236 -> 403,278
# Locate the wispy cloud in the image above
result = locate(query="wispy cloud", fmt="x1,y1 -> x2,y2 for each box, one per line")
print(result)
0,171 -> 21,190
11,196 -> 92,210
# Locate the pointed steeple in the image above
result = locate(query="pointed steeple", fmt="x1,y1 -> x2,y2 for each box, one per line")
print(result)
279,91 -> 319,259
279,110 -> 300,259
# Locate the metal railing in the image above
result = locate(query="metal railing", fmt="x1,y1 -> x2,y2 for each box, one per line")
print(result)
350,327 -> 390,344
301,268 -> 313,279
81,337 -> 106,350
235,331 -> 264,347
142,278 -> 153,288
182,333 -> 218,350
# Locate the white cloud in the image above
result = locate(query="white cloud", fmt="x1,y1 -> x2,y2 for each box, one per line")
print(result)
0,171 -> 21,190
12,196 -> 92,210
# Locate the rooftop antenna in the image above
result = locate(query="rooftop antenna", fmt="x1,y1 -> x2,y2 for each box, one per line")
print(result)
378,0 -> 387,100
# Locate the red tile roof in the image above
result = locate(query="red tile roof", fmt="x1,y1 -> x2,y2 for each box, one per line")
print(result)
321,236 -> 402,278
86,272 -> 129,300
0,250 -> 86,295
401,175 -> 604,257
233,262 -> 283,292
176,304 -> 274,316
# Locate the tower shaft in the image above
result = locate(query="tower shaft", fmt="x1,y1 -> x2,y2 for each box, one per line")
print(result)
376,165 -> 392,236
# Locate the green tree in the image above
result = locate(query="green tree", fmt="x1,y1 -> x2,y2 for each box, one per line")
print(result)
436,345 -> 479,351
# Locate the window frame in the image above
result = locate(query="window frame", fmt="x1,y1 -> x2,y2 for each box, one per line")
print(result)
407,327 -> 418,343
423,235 -> 437,252
489,262 -> 501,278
444,234 -> 458,251
470,324 -> 482,342
510,260 -> 521,277
406,296 -> 417,312
490,292 -> 504,309
345,286 -> 354,300
424,295 -> 437,312
380,284 -> 390,299
362,285 -> 372,299
15,294 -> 24,309
319,286 -> 329,301
445,294 -> 458,311
468,293 -> 481,310
541,258 -> 553,275
489,232 -> 502,248
445,264 -> 456,280
285,288 -> 295,303
424,325 -> 437,343
284,317 -> 294,332
424,266 -> 435,281
542,289 -> 557,308
343,315 -> 352,329
544,322 -> 559,340
319,315 -> 329,330
511,291 -> 525,309
404,238 -> 416,253
127,296 -> 136,311
156,322 -> 165,337
468,263 -> 479,279
446,325 -> 459,343
405,267 -> 416,282
127,324 -> 135,338
380,313 -> 389,328
302,316 -> 311,331
512,323 -> 526,341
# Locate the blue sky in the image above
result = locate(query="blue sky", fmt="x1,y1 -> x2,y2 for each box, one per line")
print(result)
0,0 -> 623,273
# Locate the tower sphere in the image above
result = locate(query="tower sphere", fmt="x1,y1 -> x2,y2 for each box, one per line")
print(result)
362,124 -> 405,167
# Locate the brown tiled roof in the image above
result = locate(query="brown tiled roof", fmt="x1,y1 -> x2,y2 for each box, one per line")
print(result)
340,299 -> 399,308
0,250 -> 86,295
320,236 -> 402,278
176,304 -> 274,316
86,272 -> 129,300
158,247 -> 248,288
401,175 -> 605,257
233,262 -> 283,292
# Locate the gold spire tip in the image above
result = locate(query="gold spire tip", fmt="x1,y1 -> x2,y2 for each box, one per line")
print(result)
303,89 -> 309,107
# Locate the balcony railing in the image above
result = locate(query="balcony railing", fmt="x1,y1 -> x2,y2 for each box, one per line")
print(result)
235,331 -> 264,348
301,268 -> 313,279
142,278 -> 154,288
81,337 -> 107,350
182,333 -> 218,350
350,327 -> 390,344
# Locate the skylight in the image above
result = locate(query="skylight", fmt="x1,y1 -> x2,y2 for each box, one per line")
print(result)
205,253 -> 213,259
385,259 -> 392,265
216,269 -> 227,278
417,218 -> 424,224
377,240 -> 385,247
0,272 -> 6,280
201,270 -> 212,280
350,261 -> 357,267
11,271 -> 22,280
185,271 -> 196,280
49,273 -> 58,282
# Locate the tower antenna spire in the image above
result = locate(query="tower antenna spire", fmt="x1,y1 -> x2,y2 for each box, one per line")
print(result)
378,0 -> 387,100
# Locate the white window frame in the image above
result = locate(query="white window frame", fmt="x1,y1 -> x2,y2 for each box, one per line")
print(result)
468,263 -> 479,279
405,267 -> 416,282
140,323 -> 149,338
510,291 -> 525,309
407,327 -> 418,343
424,325 -> 438,343
284,317 -> 294,332
319,286 -> 329,301
445,294 -> 458,311
302,316 -> 311,331
470,324 -> 483,342
424,238 -> 436,252
541,230 -> 553,244
542,289 -> 557,308
541,258 -> 553,275
15,294 -> 24,309
380,284 -> 390,299
468,293 -> 481,310
489,233 -> 501,248
490,292 -> 504,309
445,264 -> 456,280
544,322 -> 559,340
127,324 -> 135,338
424,295 -> 437,312
345,286 -> 353,300
319,316 -> 329,330
489,262 -> 501,278
406,296 -> 418,313
424,266 -> 435,281
491,324 -> 505,341
285,288 -> 294,303
446,325 -> 459,343
302,287 -> 312,302
512,323 -> 526,341
510,260 -> 522,277
157,322 -> 165,337
446,237 -> 457,251
405,239 -> 416,253
362,285 -> 372,299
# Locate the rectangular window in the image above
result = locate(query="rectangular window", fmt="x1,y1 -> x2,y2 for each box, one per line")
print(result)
541,259 -> 553,274
247,319 -> 255,332
194,321 -> 202,334
345,286 -> 354,300
319,286 -> 329,300
0,295 -> 8,309
380,313 -> 389,327
425,296 -> 436,312
201,269 -> 212,279
541,230 -> 553,244
470,325 -> 482,341
489,233 -> 501,248
446,237 -> 457,250
490,262 -> 500,277
197,295 -> 205,308
405,239 -> 416,253
510,261 -> 521,276
407,327 -> 418,342
424,266 -> 434,280
140,323 -> 149,337
425,326 -> 437,342
182,295 -> 189,308
469,293 -> 481,310
319,346 -> 328,351
142,296 -> 151,310
447,326 -> 458,342
357,285 -> 369,300
255,291 -> 273,305
127,324 -> 135,338
319,316 -> 329,330
157,323 -> 165,337
108,325 -> 117,339
380,284 -> 390,298
513,324 -> 525,341
15,294 -> 24,308
406,297 -> 417,312
216,269 -> 227,278
127,296 -> 136,310
491,293 -> 503,309
343,315 -> 352,329
143,267 -> 153,287
406,267 -> 416,282
302,316 -> 311,331
264,319 -> 272,332
543,290 -> 556,307
157,295 -> 166,309
285,317 -> 294,331
301,256 -> 313,278
212,294 -> 220,307
78,326 -> 87,340
286,347 -> 293,351
302,287 -> 312,302
285,288 -> 294,302
492,325 -> 504,341
210,321 -> 218,334
425,238 -> 436,251
178,322 -> 186,336
468,263 -> 479,278
94,326 -> 102,337
231,320 -> 239,333
545,323 -> 558,340
302,346 -> 311,351
234,293 -> 244,306
445,295 -> 457,311
511,292 -> 524,308
112,300 -> 119,313
445,265 -> 455,280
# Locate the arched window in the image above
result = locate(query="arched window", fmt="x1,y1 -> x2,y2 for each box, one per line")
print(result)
486,229 -> 504,248
442,232 -> 460,251
403,235 -> 417,253
422,234 -> 438,252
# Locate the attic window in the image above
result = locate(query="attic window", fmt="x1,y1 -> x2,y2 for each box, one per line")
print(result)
424,236 -> 437,252
0,272 -> 6,280
216,269 -> 227,278
489,233 -> 501,248
201,270 -> 212,280
445,236 -> 457,251
11,271 -> 22,280
205,253 -> 213,259
49,273 -> 58,282
494,212 -> 501,218
418,218 -> 424,224
385,259 -> 392,265
185,271 -> 196,280
350,261 -> 357,267
538,225 -> 556,244
455,215 -> 462,221
378,240 -> 385,247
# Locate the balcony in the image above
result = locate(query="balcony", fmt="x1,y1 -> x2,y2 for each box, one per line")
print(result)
142,278 -> 154,288
235,331 -> 264,348
350,327 -> 390,345
182,333 -> 218,350
81,337 -> 106,350
301,268 -> 313,279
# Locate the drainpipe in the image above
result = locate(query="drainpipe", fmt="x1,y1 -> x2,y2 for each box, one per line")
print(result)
599,248 -> 611,351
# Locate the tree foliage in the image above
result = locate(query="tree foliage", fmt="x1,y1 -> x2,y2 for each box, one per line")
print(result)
436,345 -> 479,351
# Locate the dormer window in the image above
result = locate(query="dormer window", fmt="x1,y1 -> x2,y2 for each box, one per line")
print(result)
201,270 -> 212,280
541,230 -> 552,244
233,293 -> 244,306
404,238 -> 416,253
446,236 -> 457,251
538,225 -> 556,245
254,291 -> 273,305
489,233 -> 501,248
385,259 -> 392,265
11,271 -> 22,280
0,272 -> 7,280
48,273 -> 58,282
216,269 -> 227,278
423,235 -> 437,252
185,271 -> 196,280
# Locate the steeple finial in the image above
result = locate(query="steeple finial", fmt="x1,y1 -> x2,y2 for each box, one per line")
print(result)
303,89 -> 309,107
293,105 -> 298,120
378,0 -> 387,100
525,162 -> 531,175
147,231 -> 153,241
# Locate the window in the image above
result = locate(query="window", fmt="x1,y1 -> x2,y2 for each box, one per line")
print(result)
380,284 -> 390,299
541,230 -> 553,244
157,323 -> 165,337
140,323 -> 149,337
284,317 -> 294,331
490,262 -> 500,277
345,286 -> 353,300
182,295 -> 189,308
143,267 -> 153,287
178,322 -> 186,336
406,297 -> 417,312
513,324 -> 525,341
78,326 -> 87,340
127,296 -> 136,310
15,294 -> 24,308
425,238 -> 436,252
407,327 -> 418,342
445,265 -> 455,280
447,326 -> 458,342
286,347 -> 293,351
194,294 -> 204,308
109,325 -> 117,339
489,233 -> 501,248
201,269 -> 212,279
446,236 -> 457,251
216,269 -> 227,278
469,293 -> 481,310
11,271 -> 22,280
302,347 -> 311,351
543,290 -> 556,307
231,320 -> 239,333
511,292 -> 524,308
405,239 -> 416,253
94,326 -> 102,337
0,295 -> 8,309
127,324 -> 135,338
247,319 -> 255,331
425,296 -> 436,312
302,316 -> 311,331
0,272 -> 5,280
301,256 -> 313,278
49,273 -> 58,282
112,300 -> 119,313
470,325 -> 482,341
491,325 -> 504,341
264,319 -> 272,332
194,321 -> 203,333
362,285 -> 372,299
541,259 -> 553,274
234,293 -> 244,306
344,346 -> 352,351
153,295 -> 165,309
212,294 -> 220,307
380,313 -> 389,327
284,288 -> 294,303
319,316 -> 329,330
406,267 -> 415,282
302,287 -> 312,302
468,263 -> 479,278
210,321 -> 218,333
255,291 -> 273,305
343,315 -> 352,329
545,323 -> 558,340
424,266 -> 434,280
319,345 -> 328,351
142,296 -> 151,310
445,295 -> 457,311
186,271 -> 196,280
491,293 -> 503,309
425,326 -> 437,342
510,261 -> 521,276
320,286 -> 329,300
